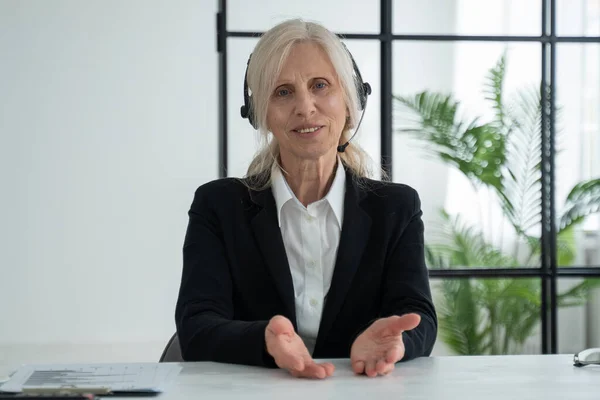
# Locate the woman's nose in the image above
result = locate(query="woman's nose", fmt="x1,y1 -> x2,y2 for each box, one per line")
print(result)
294,89 -> 316,117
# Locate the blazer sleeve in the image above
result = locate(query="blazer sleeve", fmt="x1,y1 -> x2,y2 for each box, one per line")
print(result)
381,187 -> 438,361
174,184 -> 275,367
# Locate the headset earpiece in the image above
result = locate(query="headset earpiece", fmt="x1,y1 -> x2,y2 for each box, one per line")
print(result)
359,82 -> 372,110
240,56 -> 258,129
344,43 -> 371,111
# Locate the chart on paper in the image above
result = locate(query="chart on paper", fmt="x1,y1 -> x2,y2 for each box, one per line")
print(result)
0,363 -> 182,393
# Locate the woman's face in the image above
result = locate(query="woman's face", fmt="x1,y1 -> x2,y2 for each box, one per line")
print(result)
266,42 -> 348,164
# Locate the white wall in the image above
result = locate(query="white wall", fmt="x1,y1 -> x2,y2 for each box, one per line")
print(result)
0,0 -> 218,359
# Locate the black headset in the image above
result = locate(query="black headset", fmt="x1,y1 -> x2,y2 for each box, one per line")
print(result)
240,43 -> 372,136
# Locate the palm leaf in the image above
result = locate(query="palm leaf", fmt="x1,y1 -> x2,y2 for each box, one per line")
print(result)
437,279 -> 487,355
425,245 -> 448,269
557,279 -> 600,307
394,92 -> 506,191
502,288 -> 541,352
556,225 -> 577,266
558,178 -> 600,232
429,209 -> 517,268
494,279 -> 539,353
479,278 -> 540,354
483,49 -> 512,135
523,224 -> 576,267
500,84 -> 543,236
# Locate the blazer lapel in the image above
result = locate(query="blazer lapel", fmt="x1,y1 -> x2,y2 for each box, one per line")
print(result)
316,173 -> 372,347
249,186 -> 297,328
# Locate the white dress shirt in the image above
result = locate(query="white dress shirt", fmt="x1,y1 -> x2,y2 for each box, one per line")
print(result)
270,159 -> 346,355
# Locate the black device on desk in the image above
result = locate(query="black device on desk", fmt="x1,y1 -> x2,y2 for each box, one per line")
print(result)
0,395 -> 95,400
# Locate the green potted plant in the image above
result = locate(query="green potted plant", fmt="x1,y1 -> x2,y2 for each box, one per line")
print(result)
394,52 -> 600,355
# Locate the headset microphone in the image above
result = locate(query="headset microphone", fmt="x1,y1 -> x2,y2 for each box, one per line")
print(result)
337,143 -> 349,152
337,97 -> 368,153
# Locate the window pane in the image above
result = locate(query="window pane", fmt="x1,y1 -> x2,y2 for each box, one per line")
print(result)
227,38 -> 259,178
431,278 -> 542,355
557,278 -> 600,354
393,0 -> 541,36
555,44 -> 600,267
226,39 -> 381,178
556,0 -> 600,36
227,0 -> 379,33
393,41 -> 542,269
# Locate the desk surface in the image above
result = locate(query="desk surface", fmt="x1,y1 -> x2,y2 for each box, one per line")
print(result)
145,355 -> 597,400
2,355 -> 598,399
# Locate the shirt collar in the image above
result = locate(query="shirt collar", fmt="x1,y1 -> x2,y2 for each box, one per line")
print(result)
270,158 -> 346,228
270,163 -> 294,227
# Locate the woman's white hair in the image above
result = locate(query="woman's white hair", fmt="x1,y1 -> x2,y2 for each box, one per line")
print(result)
243,18 -> 380,189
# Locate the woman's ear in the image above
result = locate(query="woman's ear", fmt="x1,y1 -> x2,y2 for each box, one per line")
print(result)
344,115 -> 352,130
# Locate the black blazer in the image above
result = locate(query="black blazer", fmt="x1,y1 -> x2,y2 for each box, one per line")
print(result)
175,168 -> 437,367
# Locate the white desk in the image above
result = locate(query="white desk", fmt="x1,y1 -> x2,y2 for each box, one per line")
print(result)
144,355 -> 597,400
2,355 -> 598,399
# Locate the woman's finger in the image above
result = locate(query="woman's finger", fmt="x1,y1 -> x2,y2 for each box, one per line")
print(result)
381,363 -> 395,375
320,362 -> 336,377
365,359 -> 378,377
352,360 -> 365,375
375,358 -> 388,375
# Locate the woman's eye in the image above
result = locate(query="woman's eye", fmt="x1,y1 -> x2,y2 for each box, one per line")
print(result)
315,82 -> 327,89
277,88 -> 290,97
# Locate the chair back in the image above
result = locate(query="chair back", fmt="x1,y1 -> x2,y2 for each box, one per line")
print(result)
159,333 -> 183,362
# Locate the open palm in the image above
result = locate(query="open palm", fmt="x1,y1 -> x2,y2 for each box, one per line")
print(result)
350,314 -> 421,377
265,315 -> 335,379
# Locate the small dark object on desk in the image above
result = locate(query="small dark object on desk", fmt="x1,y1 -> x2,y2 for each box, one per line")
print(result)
0,395 -> 95,400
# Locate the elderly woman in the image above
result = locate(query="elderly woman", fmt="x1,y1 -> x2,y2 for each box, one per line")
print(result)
175,18 -> 437,379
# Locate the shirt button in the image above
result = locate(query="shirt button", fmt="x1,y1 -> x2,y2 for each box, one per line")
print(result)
310,298 -> 319,307
309,260 -> 316,267
305,214 -> 315,222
